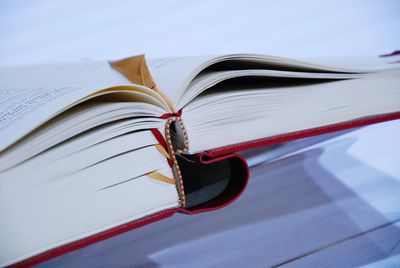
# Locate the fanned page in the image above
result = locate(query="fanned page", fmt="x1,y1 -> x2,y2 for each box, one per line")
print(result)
0,132 -> 178,266
145,53 -> 400,154
0,60 -> 180,266
0,61 -> 169,151
146,56 -> 217,105
146,53 -> 400,109
182,68 -> 400,153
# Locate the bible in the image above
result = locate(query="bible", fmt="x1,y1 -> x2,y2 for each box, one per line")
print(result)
1,53 -> 400,267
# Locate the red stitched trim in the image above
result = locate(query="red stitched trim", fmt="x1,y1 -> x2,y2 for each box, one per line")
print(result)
154,109 -> 189,203
165,117 -> 187,206
174,117 -> 189,154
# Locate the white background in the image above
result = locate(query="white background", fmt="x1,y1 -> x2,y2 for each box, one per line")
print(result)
1,0 -> 399,65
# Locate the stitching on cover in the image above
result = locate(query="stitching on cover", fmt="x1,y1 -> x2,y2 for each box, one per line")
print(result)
175,117 -> 189,154
165,116 -> 189,206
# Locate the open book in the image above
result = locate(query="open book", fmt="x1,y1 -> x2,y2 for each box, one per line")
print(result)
1,53 -> 400,266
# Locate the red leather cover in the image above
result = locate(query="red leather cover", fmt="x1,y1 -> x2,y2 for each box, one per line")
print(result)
205,112 -> 400,157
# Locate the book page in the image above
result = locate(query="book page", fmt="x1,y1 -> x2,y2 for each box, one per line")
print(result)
147,56 -> 217,105
0,86 -> 105,152
299,54 -> 400,71
183,68 -> 400,153
0,100 -> 166,172
0,84 -> 170,153
147,54 -> 400,109
0,61 -> 170,152
0,141 -> 179,266
177,69 -> 366,108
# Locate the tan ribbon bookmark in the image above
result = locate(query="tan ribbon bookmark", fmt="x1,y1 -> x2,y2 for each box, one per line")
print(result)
146,171 -> 176,185
109,55 -> 154,88
155,144 -> 171,159
109,55 -> 177,113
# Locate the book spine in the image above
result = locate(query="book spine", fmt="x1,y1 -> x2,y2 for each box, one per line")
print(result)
163,116 -> 189,207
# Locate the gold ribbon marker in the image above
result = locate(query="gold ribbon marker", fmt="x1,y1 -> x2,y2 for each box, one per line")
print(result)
155,144 -> 171,159
109,55 -> 177,113
109,55 -> 154,88
147,171 -> 176,185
